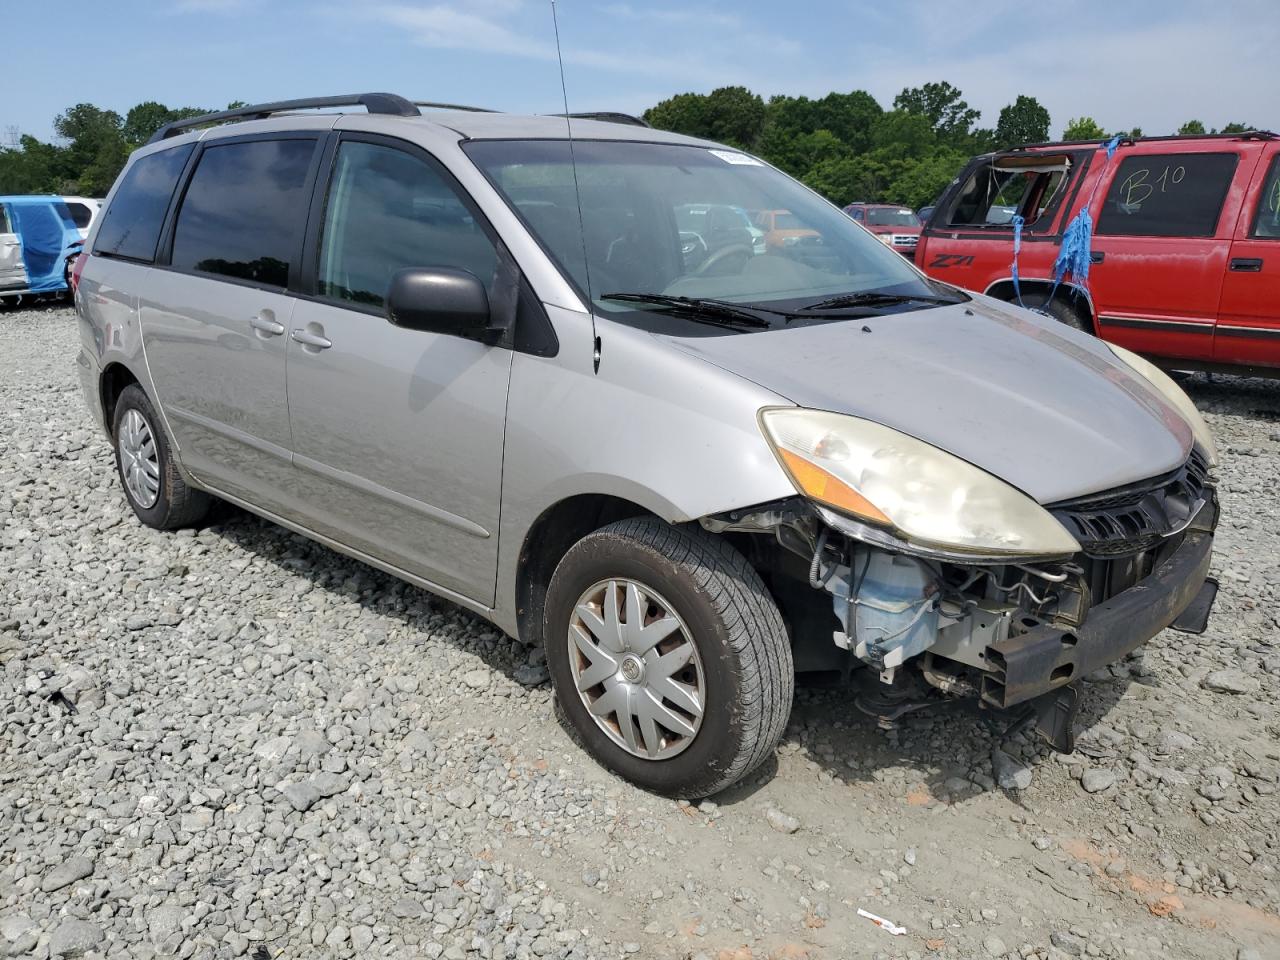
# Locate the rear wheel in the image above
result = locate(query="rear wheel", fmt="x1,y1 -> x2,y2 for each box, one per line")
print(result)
112,383 -> 212,529
1017,290 -> 1090,333
543,517 -> 793,798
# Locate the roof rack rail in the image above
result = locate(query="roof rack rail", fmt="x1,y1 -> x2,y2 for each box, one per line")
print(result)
147,93 -> 421,144
414,101 -> 498,113
1009,129 -> 1277,151
550,112 -> 651,128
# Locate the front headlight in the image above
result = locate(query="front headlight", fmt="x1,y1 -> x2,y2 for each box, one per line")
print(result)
759,408 -> 1081,558
1105,343 -> 1218,467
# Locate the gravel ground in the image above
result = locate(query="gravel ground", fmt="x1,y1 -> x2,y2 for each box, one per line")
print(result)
2,303 -> 1279,960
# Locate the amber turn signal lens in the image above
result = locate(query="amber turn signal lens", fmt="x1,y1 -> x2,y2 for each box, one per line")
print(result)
778,449 -> 891,525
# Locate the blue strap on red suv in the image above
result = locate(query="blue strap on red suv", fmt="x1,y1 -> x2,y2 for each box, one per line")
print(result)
1009,214 -> 1026,307
1050,135 -> 1122,302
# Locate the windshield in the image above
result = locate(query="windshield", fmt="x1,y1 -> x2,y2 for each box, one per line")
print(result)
464,140 -> 939,328
865,207 -> 920,227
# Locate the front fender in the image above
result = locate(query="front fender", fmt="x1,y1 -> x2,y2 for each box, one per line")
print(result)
491,308 -> 797,634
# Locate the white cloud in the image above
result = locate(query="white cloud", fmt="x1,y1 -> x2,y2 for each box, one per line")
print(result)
373,4 -> 556,59
368,2 -> 738,83
600,3 -> 741,28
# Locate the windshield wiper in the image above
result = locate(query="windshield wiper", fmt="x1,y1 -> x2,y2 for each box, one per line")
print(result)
797,291 -> 962,312
600,293 -> 773,329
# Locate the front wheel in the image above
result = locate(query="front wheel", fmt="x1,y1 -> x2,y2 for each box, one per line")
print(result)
1017,290 -> 1090,333
543,517 -> 793,798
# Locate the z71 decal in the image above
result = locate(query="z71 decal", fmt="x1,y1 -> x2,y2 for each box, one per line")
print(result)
928,253 -> 976,268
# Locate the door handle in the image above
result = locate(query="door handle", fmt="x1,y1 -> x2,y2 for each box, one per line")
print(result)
1229,257 -> 1263,272
291,327 -> 332,350
1089,251 -> 1105,264
249,314 -> 285,336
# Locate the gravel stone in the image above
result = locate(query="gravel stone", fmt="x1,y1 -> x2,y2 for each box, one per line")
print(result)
765,807 -> 800,833
1203,669 -> 1260,695
48,918 -> 104,957
1081,768 -> 1117,793
991,747 -> 1033,790
39,856 -> 93,892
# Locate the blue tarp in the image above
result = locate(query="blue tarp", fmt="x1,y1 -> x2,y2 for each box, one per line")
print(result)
1,196 -> 81,293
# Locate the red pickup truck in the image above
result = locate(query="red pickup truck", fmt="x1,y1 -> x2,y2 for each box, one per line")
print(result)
916,132 -> 1280,374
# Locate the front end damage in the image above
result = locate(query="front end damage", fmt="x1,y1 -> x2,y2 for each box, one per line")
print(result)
701,450 -> 1219,752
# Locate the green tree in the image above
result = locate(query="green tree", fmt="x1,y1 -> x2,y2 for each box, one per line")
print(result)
643,86 -> 765,149
870,110 -> 936,157
0,135 -> 69,193
1220,121 -> 1252,134
1062,116 -> 1107,141
887,151 -> 969,208
122,102 -> 209,146
994,95 -> 1050,148
893,81 -> 980,145
1177,119 -> 1206,135
53,103 -> 129,194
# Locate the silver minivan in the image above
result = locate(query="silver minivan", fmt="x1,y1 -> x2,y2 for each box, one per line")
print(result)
76,94 -> 1220,797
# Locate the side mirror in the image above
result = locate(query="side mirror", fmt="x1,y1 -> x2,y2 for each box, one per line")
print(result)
386,267 -> 492,339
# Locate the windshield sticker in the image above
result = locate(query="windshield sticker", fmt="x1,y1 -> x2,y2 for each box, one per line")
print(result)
708,149 -> 762,166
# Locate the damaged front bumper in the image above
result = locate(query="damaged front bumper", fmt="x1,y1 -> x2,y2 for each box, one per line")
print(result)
981,497 -> 1216,710
703,480 -> 1219,750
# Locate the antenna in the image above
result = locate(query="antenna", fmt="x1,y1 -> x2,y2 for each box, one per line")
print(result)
550,0 -> 600,373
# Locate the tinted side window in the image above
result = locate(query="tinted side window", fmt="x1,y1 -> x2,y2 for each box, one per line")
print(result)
318,141 -> 497,309
94,144 -> 194,262
1097,153 -> 1238,238
1251,156 -> 1280,239
172,139 -> 316,288
65,203 -> 93,229
0,205 -> 9,234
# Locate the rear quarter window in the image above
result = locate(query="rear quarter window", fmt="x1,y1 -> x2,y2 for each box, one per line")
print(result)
1096,152 -> 1238,238
1251,155 -> 1280,239
65,202 -> 93,229
0,205 -> 10,234
94,144 -> 194,262
170,138 -> 316,288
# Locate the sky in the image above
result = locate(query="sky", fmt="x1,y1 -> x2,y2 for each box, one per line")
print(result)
5,0 -> 1278,144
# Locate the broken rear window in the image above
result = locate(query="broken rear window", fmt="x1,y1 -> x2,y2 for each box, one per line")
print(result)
946,155 -> 1072,230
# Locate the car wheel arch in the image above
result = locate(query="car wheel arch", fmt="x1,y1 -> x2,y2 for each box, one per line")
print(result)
985,278 -> 1096,334
100,361 -> 143,435
513,493 -> 669,652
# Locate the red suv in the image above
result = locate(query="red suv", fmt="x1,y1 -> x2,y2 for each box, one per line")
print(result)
842,202 -> 922,257
916,132 -> 1280,374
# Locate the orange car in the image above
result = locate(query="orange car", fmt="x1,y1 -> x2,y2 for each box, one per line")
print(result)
753,208 -> 821,251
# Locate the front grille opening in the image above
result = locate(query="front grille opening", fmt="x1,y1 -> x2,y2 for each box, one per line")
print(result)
1050,451 -> 1209,558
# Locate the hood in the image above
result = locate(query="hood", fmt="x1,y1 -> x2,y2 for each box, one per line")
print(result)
661,296 -> 1193,504
866,224 -> 921,236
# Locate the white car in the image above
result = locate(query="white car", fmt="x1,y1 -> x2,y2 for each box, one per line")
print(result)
60,196 -> 103,239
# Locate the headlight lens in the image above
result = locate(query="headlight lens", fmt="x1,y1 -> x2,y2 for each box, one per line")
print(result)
1105,344 -> 1217,466
759,408 -> 1081,558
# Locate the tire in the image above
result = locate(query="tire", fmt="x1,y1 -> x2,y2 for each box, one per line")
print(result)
1017,290 -> 1090,333
112,383 -> 212,529
543,517 -> 793,798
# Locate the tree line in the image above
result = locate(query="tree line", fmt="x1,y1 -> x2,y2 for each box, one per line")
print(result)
0,84 -> 1257,210
642,82 -> 1256,208
0,101 -> 245,197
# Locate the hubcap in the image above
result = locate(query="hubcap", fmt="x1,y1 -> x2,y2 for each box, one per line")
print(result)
567,578 -> 705,760
118,408 -> 160,509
